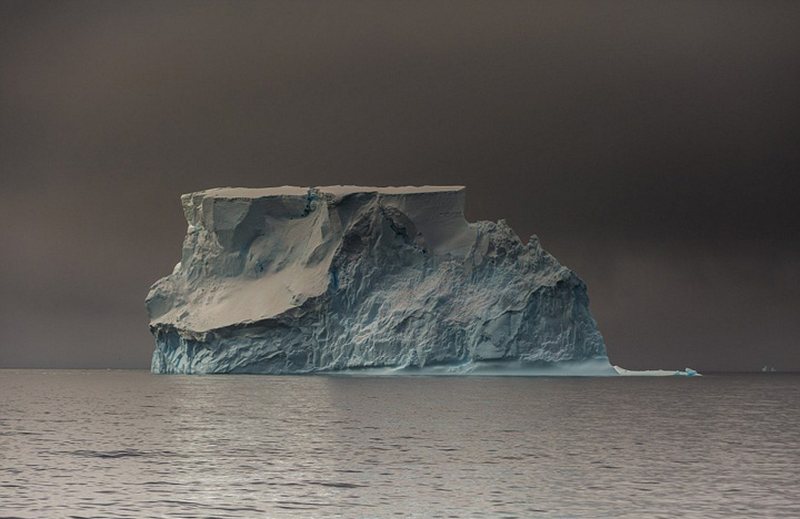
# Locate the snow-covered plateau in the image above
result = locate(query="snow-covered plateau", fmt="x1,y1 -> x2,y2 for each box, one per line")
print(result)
146,185 -> 678,376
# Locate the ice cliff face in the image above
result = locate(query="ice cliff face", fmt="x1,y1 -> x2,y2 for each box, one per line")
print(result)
146,186 -> 608,374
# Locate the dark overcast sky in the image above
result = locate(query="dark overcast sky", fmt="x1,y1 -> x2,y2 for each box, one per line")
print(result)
1,0 -> 798,371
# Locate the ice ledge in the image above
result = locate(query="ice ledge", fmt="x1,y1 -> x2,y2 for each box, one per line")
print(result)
328,361 -> 702,377
614,366 -> 701,377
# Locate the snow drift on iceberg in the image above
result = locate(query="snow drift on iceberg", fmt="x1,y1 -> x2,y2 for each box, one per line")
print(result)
146,185 -> 609,374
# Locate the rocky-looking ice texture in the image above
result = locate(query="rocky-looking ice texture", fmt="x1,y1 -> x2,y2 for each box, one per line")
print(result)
146,186 -> 609,374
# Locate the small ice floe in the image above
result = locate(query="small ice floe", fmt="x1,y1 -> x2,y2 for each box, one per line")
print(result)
613,365 -> 701,377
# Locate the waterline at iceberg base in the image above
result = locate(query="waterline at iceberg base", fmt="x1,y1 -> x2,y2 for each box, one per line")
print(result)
146,185 -> 695,377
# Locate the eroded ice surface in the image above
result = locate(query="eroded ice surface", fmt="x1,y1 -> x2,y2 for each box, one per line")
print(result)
146,185 -> 609,374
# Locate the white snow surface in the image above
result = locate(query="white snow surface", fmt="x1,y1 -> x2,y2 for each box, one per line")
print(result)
146,185 -> 609,374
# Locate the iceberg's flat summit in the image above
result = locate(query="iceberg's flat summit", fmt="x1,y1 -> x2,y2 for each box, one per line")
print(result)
197,185 -> 466,199
146,185 -> 609,374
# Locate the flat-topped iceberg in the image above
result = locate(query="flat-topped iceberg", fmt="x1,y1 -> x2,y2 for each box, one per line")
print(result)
146,185 -> 610,374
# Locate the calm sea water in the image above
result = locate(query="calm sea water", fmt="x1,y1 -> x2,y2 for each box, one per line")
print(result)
1,370 -> 798,518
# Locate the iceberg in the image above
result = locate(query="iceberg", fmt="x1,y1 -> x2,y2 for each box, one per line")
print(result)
146,186 -> 609,374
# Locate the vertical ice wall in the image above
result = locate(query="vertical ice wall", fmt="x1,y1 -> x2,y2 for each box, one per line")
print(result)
146,186 -> 608,374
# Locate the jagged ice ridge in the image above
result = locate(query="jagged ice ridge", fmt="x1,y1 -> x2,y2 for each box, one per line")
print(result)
146,185 -> 611,374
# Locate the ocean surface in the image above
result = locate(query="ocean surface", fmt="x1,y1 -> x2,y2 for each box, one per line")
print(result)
1,370 -> 798,518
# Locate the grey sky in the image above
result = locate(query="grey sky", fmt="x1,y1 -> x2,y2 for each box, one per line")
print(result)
1,0 -> 798,370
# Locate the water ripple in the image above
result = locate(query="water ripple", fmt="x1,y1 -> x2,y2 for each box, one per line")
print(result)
0,370 -> 798,518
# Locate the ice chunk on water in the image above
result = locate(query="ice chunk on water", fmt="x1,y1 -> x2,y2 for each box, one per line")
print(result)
613,365 -> 701,377
146,186 -> 609,374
